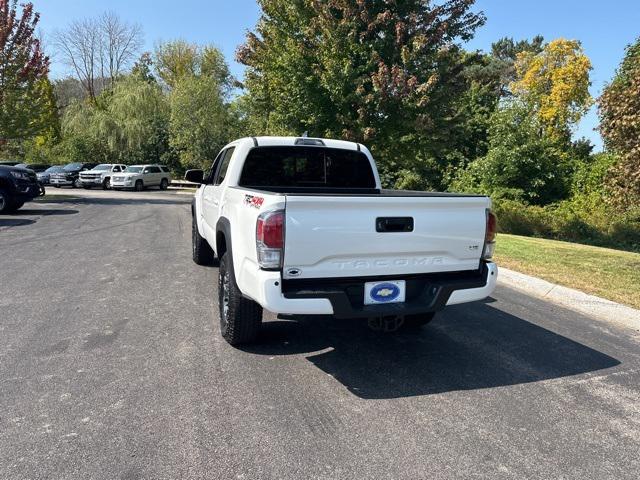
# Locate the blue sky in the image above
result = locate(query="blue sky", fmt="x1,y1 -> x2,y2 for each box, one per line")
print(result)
37,0 -> 640,149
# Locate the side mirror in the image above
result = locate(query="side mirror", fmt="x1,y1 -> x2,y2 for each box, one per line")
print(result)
185,169 -> 205,184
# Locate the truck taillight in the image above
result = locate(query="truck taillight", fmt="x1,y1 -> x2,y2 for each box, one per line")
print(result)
483,210 -> 497,260
256,210 -> 285,269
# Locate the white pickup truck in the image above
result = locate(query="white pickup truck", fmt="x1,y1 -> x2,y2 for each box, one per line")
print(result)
187,136 -> 498,345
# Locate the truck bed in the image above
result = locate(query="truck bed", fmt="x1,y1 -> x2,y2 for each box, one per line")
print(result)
233,186 -> 485,198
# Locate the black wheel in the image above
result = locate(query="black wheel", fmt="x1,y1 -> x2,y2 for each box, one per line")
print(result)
54,185 -> 60,188
73,178 -> 81,188
103,178 -> 110,190
402,312 -> 436,331
135,180 -> 144,192
159,178 -> 169,190
83,186 -> 91,190
192,214 -> 214,265
0,188 -> 13,213
218,252 -> 262,346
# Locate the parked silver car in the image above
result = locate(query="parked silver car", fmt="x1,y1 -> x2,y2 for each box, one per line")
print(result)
79,164 -> 128,189
111,165 -> 172,191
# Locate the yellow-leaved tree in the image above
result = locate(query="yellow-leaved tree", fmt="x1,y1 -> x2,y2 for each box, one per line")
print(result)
511,39 -> 592,140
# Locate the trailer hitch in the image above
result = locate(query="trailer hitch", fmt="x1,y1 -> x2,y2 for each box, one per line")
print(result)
368,315 -> 405,333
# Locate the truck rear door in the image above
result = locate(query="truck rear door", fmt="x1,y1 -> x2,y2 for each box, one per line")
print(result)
282,194 -> 490,280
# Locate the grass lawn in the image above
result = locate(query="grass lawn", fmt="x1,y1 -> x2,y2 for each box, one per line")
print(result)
494,234 -> 640,309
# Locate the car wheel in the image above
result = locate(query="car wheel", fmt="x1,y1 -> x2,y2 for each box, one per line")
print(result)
38,184 -> 46,196
218,252 -> 262,346
0,188 -> 12,213
192,214 -> 215,265
73,178 -> 81,188
160,178 -> 169,190
54,185 -> 60,188
401,313 -> 436,331
135,180 -> 144,192
103,178 -> 110,190
83,186 -> 91,190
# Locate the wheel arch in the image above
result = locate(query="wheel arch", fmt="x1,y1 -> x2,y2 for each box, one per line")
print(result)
0,177 -> 14,192
216,217 -> 232,260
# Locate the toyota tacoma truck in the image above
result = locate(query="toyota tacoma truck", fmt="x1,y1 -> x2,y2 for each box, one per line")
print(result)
186,137 -> 498,346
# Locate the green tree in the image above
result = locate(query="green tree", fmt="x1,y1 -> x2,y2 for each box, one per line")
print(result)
598,37 -> 640,210
155,41 -> 233,92
169,75 -> 231,168
63,75 -> 173,165
0,0 -> 50,143
155,40 -> 199,88
132,53 -> 156,84
451,101 -> 572,205
237,0 -> 485,189
158,43 -> 237,168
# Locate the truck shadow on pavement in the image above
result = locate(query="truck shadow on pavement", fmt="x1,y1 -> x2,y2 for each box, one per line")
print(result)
243,302 -> 620,399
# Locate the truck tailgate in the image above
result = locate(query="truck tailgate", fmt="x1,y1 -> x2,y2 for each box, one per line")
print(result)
283,194 -> 490,280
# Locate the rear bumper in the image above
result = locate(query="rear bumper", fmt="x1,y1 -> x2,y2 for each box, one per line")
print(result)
245,262 -> 497,317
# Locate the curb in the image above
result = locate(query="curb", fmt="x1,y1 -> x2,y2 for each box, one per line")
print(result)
497,268 -> 640,330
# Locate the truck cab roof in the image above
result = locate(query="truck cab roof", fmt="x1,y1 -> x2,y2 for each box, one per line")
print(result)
238,136 -> 363,152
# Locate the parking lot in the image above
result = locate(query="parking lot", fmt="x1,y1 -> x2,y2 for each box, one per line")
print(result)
1,190 -> 639,479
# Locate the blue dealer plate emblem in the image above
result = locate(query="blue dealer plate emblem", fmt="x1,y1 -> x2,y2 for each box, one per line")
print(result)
370,283 -> 401,303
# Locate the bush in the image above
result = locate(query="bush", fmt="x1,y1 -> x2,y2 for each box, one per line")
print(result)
450,102 -> 574,205
493,198 -> 640,252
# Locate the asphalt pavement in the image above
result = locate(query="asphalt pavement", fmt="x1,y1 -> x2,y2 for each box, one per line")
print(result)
1,190 -> 639,480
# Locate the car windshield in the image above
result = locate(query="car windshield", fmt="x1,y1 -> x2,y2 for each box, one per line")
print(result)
126,166 -> 144,173
64,163 -> 83,171
45,166 -> 65,173
93,164 -> 112,171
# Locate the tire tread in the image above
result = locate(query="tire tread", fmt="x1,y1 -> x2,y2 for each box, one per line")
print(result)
219,252 -> 262,345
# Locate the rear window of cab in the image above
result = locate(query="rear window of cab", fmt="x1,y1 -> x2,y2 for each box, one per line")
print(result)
239,146 -> 376,189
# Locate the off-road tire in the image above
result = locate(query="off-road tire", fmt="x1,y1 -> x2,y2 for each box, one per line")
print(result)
192,214 -> 214,265
218,252 -> 262,346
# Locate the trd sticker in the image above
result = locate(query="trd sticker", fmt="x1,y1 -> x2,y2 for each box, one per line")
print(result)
244,195 -> 265,209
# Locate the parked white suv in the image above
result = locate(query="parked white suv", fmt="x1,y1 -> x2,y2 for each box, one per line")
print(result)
79,164 -> 127,189
187,136 -> 498,346
111,165 -> 172,191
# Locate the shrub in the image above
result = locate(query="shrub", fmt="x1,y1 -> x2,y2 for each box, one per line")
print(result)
493,198 -> 640,253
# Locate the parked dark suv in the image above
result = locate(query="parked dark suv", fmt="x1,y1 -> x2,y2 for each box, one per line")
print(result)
50,162 -> 98,188
0,165 -> 40,213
